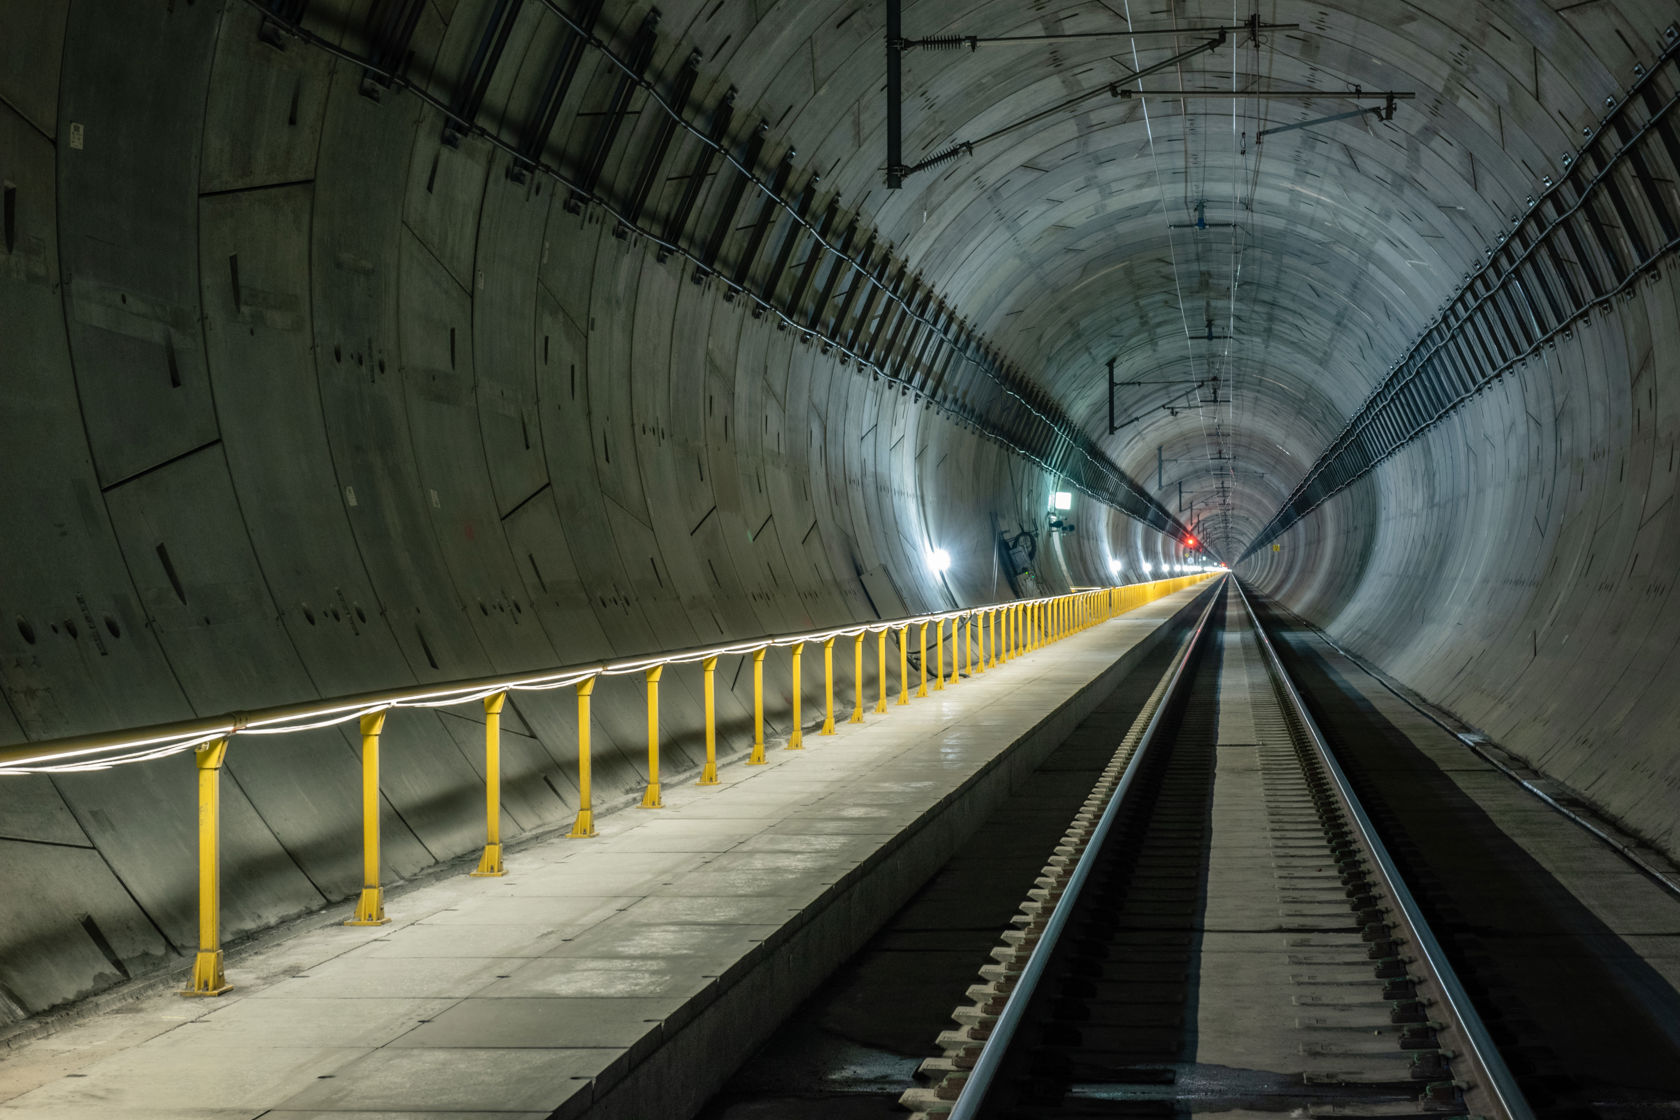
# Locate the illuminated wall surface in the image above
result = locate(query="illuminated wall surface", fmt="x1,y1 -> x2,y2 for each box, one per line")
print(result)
0,0 -> 1676,1018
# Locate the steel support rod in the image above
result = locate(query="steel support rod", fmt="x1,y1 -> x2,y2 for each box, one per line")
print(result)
698,656 -> 720,784
1256,104 -> 1383,140
569,678 -> 596,836
898,32 -> 1225,181
182,737 -> 232,996
640,666 -> 663,807
935,618 -> 946,690
821,637 -> 838,734
1107,356 -> 1116,434
346,710 -> 390,926
898,625 -> 910,705
875,629 -> 889,713
895,22 -> 1297,49
749,648 -> 768,764
851,633 -> 867,722
1121,87 -> 1415,100
789,642 -> 806,748
472,692 -> 507,876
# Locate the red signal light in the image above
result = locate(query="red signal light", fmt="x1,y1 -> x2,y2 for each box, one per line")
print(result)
1185,535 -> 1198,548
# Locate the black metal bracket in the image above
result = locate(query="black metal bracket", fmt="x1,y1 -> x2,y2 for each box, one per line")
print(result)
890,29 -> 1228,187
1255,93 -> 1399,143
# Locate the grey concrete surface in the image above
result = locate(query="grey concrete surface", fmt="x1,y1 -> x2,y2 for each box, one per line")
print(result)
1,0 -> 1677,1052
0,588 -> 1205,1120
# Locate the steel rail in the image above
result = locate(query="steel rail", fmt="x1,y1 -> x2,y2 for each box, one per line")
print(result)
1232,578 -> 1536,1120
1261,600 -> 1680,901
946,574 -> 1225,1120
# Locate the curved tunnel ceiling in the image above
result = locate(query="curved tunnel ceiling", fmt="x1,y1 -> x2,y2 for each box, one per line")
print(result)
765,0 -> 1662,559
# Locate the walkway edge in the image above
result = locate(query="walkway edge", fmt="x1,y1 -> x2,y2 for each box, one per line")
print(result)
580,586 -> 1214,1120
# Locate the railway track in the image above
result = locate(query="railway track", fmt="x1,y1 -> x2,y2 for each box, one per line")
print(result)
902,577 -> 1533,1120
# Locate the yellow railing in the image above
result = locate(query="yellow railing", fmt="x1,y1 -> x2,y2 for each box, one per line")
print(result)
0,573 -> 1215,996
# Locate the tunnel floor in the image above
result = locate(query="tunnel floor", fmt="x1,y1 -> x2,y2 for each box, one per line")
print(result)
695,609 -> 1191,1119
0,589 -> 1212,1119
703,588 -> 1680,1120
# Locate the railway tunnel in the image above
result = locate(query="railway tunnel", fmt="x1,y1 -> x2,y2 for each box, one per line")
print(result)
2,1 -> 1679,1117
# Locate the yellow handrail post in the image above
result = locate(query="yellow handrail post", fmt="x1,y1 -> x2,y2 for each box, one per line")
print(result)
1002,606 -> 1012,661
640,666 -> 663,808
916,622 -> 929,698
472,692 -> 508,877
875,629 -> 888,714
975,612 -> 987,674
897,625 -> 909,705
346,710 -> 390,926
749,648 -> 767,764
789,643 -> 806,748
569,678 -> 596,837
850,632 -> 866,723
698,656 -> 720,785
962,616 -> 972,679
821,637 -> 837,735
935,618 -> 946,691
182,737 -> 232,996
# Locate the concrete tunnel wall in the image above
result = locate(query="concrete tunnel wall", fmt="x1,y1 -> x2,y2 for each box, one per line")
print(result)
7,0 -> 1674,1035
1238,267 -> 1680,863
0,2 -> 1199,1020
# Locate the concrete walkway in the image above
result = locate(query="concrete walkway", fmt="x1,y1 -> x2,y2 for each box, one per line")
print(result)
0,587 -> 1209,1120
